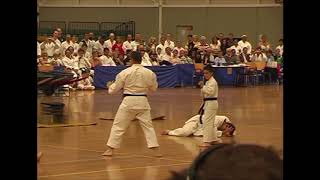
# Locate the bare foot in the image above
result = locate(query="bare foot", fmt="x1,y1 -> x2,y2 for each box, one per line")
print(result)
37,152 -> 43,162
150,147 -> 163,157
102,146 -> 113,156
161,130 -> 170,135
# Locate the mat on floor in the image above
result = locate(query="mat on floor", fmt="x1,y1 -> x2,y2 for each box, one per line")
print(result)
99,115 -> 166,121
37,121 -> 97,128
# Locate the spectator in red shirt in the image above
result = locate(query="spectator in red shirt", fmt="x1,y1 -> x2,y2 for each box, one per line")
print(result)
112,36 -> 125,55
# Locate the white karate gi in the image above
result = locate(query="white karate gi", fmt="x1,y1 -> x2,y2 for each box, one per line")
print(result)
106,64 -> 159,149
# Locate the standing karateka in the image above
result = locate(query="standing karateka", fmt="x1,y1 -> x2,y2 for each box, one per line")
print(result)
102,51 -> 162,157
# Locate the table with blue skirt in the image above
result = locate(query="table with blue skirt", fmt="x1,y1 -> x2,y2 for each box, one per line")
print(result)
93,64 -> 246,89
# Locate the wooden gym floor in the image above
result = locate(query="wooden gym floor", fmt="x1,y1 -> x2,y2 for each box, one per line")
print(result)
37,85 -> 283,180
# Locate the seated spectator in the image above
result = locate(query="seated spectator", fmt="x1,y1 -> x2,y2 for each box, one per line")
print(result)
239,47 -> 251,63
49,50 -> 62,66
174,40 -> 185,56
186,34 -> 195,57
76,48 -> 91,70
220,38 -> 229,55
193,35 -> 200,46
238,35 -> 252,54
123,34 -> 134,51
167,144 -> 282,180
99,48 -> 116,66
195,36 -> 210,53
258,34 -> 271,51
147,36 -> 158,51
231,49 -> 240,64
276,39 -> 283,56
179,50 -> 193,64
194,52 -> 203,64
224,48 -> 233,63
217,32 -> 224,45
89,50 -> 102,69
214,51 -> 227,65
38,52 -> 50,65
112,36 -> 125,55
37,41 -> 41,58
77,68 -> 95,90
160,47 -> 173,66
132,33 -> 145,51
94,35 -> 107,55
266,49 -> 275,62
61,34 -> 75,56
164,33 -> 175,50
250,47 -> 267,62
227,33 -> 235,47
138,44 -> 152,66
210,36 -> 221,58
230,39 -> 242,55
123,50 -> 132,66
171,49 -> 181,65
40,36 -> 60,58
61,49 -> 78,78
274,48 -> 283,66
79,32 -> 94,54
156,36 -> 166,55
149,50 -> 159,66
118,54 -> 125,65
72,35 -> 79,54
203,49 -> 215,65
112,51 -> 124,66
79,44 -> 92,59
104,33 -> 116,51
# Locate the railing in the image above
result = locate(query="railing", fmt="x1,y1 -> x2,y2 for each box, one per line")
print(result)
38,21 -> 135,40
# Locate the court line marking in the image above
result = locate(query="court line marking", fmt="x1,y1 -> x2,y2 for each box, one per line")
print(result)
38,162 -> 190,178
136,154 -> 192,163
39,155 -> 140,165
40,144 -> 129,155
40,144 -> 193,163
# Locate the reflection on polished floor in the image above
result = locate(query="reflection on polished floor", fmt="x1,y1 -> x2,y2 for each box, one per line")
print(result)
38,85 -> 283,180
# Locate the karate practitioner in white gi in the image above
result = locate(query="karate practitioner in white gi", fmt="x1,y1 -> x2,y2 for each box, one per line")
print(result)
197,65 -> 220,147
102,51 -> 162,157
162,115 -> 236,137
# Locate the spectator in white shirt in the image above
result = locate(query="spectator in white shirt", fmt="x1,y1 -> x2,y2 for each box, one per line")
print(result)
123,34 -> 134,51
149,50 -> 159,66
160,47 -> 173,66
210,36 -> 221,58
79,33 -> 94,54
94,35 -> 107,55
258,34 -> 271,51
250,47 -> 267,62
37,41 -> 41,58
164,33 -> 175,50
89,50 -> 102,68
179,50 -> 193,64
156,36 -> 166,55
72,35 -> 79,55
40,36 -> 60,57
99,48 -> 116,66
104,33 -> 116,51
61,34 -> 74,56
238,35 -> 252,54
55,28 -> 63,42
79,44 -> 92,59
137,44 -> 152,66
147,36 -> 158,51
214,51 -> 227,65
49,50 -> 63,66
38,52 -> 50,65
217,33 -> 224,46
77,68 -> 95,90
174,40 -> 185,57
52,30 -> 61,48
76,48 -> 91,70
195,36 -> 210,53
171,49 -> 181,65
266,49 -> 275,63
61,49 -> 76,70
132,33 -> 144,51
276,39 -> 283,56
230,39 -> 242,56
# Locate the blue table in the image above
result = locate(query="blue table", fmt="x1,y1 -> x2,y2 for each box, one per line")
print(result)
93,64 -> 245,88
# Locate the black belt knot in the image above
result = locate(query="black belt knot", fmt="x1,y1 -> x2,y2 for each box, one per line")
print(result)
198,97 -> 218,124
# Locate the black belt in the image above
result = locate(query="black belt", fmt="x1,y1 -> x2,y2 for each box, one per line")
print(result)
123,94 -> 147,98
198,97 -> 218,124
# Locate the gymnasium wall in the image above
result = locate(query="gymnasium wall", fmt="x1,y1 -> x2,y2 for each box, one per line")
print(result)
39,6 -> 283,48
